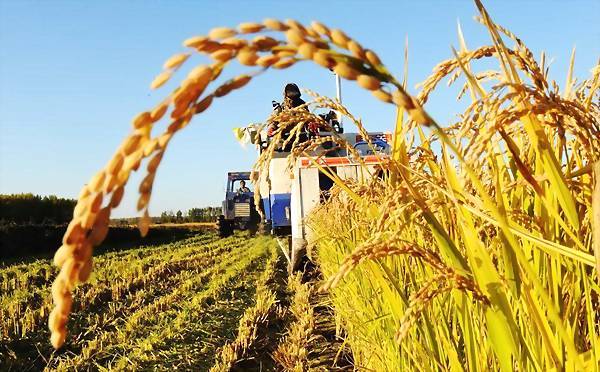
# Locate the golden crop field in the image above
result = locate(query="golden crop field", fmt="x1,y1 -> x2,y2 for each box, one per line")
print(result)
1,0 -> 598,371
2,232 -> 349,370
3,233 -> 259,369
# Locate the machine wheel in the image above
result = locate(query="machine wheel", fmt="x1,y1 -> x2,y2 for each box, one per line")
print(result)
247,221 -> 258,237
217,215 -> 232,238
289,237 -> 307,274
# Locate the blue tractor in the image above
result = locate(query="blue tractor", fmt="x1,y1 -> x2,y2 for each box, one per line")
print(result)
217,172 -> 261,237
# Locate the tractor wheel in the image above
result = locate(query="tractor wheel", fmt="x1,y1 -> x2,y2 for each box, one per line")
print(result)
217,215 -> 232,238
247,221 -> 258,237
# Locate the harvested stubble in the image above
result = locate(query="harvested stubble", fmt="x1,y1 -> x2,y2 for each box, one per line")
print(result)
1,234 -> 229,342
272,273 -> 315,371
1,233 -> 251,369
47,2 -> 599,371
210,240 -> 280,371
52,235 -> 262,370
90,238 -> 274,371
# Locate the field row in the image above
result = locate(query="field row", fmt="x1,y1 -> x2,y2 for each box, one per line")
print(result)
1,233 -> 225,339
1,232 -> 279,371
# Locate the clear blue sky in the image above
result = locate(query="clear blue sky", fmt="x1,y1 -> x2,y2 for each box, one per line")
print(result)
1,0 -> 598,217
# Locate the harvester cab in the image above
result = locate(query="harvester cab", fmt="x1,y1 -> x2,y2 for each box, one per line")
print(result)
217,172 -> 260,237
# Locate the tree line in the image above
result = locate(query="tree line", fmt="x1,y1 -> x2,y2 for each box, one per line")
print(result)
0,193 -> 220,226
0,194 -> 76,225
159,207 -> 220,223
110,207 -> 221,226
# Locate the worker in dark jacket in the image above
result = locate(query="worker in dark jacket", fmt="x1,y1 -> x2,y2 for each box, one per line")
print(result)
282,83 -> 306,110
268,83 -> 308,137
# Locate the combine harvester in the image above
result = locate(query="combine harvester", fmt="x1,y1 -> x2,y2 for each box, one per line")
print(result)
221,77 -> 390,271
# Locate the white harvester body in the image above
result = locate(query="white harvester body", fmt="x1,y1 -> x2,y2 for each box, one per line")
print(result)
255,129 -> 389,270
288,154 -> 384,270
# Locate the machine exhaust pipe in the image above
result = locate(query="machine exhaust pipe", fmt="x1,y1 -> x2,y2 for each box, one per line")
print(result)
335,73 -> 343,131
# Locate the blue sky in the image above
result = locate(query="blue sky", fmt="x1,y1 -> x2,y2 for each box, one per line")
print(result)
0,0 -> 598,217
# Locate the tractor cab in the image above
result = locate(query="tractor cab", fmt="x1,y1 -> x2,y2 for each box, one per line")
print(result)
217,172 -> 260,237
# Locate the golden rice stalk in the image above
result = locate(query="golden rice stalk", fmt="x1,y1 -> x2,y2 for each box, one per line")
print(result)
163,52 -> 190,69
252,35 -> 279,50
195,40 -> 221,53
310,21 -> 330,37
53,244 -> 75,267
110,186 -> 124,207
333,61 -> 359,80
151,101 -> 169,122
230,74 -> 252,89
138,210 -> 150,237
275,48 -> 297,58
285,29 -> 306,46
187,65 -> 213,84
150,70 -> 172,89
237,47 -> 259,66
78,258 -> 93,282
208,27 -> 237,39
88,171 -> 106,192
88,192 -> 103,213
347,40 -> 365,59
107,154 -> 124,175
365,49 -> 382,66
263,18 -> 288,31
272,58 -> 296,69
62,221 -> 84,245
372,88 -> 392,103
394,276 -> 450,344
285,18 -> 306,32
221,37 -> 247,49
256,54 -> 280,67
132,111 -> 152,129
298,43 -> 317,59
312,50 -> 334,69
194,94 -> 214,113
330,29 -> 350,49
356,74 -> 381,90
238,22 -> 264,34
183,35 -> 208,48
211,49 -> 235,62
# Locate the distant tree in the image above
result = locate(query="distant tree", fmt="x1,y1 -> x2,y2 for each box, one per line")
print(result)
0,193 -> 77,225
188,208 -> 203,222
157,207 -> 219,224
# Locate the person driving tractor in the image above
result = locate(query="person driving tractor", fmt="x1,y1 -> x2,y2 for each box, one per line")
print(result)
237,180 -> 251,193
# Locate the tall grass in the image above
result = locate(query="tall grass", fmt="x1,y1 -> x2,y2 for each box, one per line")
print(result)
309,3 -> 599,371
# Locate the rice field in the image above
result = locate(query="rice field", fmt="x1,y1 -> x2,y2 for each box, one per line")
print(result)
2,231 -> 350,371
5,1 -> 597,371
0,233 -> 288,370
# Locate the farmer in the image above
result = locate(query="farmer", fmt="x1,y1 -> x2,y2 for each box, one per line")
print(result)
282,83 -> 306,110
268,83 -> 308,137
237,180 -> 251,193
